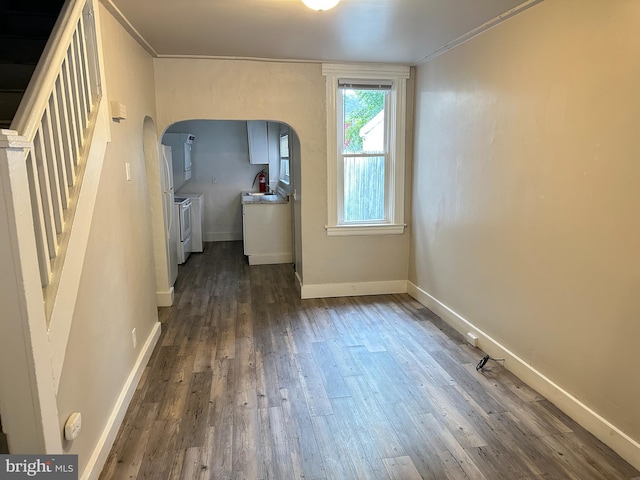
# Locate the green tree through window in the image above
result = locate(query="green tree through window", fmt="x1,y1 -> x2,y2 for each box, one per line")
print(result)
342,90 -> 385,153
323,63 -> 409,235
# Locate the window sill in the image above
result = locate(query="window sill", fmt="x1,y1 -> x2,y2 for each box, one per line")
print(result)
325,224 -> 406,237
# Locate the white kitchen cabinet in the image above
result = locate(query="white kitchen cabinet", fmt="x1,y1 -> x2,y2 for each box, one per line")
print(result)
247,121 -> 269,164
247,121 -> 280,169
242,202 -> 292,265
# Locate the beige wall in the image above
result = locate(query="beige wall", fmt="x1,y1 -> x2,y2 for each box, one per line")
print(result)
411,0 -> 640,450
153,58 -> 410,287
55,4 -> 160,475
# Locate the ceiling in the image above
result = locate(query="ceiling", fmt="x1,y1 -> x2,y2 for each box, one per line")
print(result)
107,0 -> 540,65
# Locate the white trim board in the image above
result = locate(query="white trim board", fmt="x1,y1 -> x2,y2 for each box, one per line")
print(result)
414,0 -> 544,65
301,280 -> 407,299
407,281 -> 640,472
156,286 -> 174,307
81,321 -> 161,480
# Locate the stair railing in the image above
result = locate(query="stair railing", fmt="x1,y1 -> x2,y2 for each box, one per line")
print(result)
10,0 -> 102,321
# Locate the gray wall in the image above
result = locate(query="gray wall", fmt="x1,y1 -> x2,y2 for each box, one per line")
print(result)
410,0 -> 640,459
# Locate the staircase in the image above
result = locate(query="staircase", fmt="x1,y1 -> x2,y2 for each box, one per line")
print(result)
0,0 -> 66,128
0,0 -> 108,454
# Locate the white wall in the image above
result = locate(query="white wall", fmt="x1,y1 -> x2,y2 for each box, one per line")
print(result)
410,0 -> 640,467
166,120 -> 266,241
55,5 -> 160,477
153,59 -> 411,291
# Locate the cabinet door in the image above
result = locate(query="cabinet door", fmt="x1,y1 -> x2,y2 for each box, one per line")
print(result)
247,121 -> 269,164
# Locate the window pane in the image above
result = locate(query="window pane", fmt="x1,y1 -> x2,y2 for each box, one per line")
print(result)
280,134 -> 289,157
341,89 -> 387,154
343,155 -> 385,222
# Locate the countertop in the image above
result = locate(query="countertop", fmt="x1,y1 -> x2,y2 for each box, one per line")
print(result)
241,191 -> 289,205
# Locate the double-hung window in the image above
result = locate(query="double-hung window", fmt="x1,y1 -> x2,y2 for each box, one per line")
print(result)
323,64 -> 410,236
279,132 -> 290,185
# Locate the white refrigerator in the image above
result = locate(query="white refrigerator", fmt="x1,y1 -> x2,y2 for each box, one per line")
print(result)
161,145 -> 179,286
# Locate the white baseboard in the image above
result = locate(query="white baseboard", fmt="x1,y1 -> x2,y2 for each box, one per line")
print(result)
156,287 -> 174,307
301,280 -> 407,299
81,321 -> 161,480
203,232 -> 242,242
407,282 -> 640,472
247,253 -> 292,265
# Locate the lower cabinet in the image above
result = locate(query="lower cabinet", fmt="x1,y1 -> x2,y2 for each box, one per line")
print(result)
242,203 -> 292,265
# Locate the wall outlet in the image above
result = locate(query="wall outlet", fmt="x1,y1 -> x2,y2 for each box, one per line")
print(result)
466,332 -> 479,347
132,328 -> 137,349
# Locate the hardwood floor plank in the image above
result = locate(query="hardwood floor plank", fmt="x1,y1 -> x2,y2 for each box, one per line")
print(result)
281,384 -> 327,479
99,403 -> 159,480
384,401 -> 450,479
342,375 -> 405,459
192,326 -> 218,373
413,411 -> 487,480
353,348 -> 430,414
540,432 -> 628,480
310,341 -> 351,398
136,419 -> 180,480
100,241 -> 640,480
310,413 -> 359,480
262,405 -> 295,479
382,455 -> 423,480
233,336 -> 257,409
430,348 -> 508,415
178,371 -> 213,449
231,407 -> 258,479
329,396 -> 391,479
295,349 -> 334,417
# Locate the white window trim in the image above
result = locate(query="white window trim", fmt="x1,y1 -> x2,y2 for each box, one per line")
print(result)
279,131 -> 290,185
322,63 -> 410,236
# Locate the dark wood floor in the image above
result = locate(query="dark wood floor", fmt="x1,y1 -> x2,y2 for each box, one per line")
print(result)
100,241 -> 639,480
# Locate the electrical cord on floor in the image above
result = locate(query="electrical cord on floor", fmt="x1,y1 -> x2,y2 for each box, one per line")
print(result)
476,354 -> 505,371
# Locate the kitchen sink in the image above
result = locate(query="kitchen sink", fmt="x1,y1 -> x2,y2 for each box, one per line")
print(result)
243,192 -> 276,196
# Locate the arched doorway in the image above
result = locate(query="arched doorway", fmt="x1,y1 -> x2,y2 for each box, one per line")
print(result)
160,119 -> 302,279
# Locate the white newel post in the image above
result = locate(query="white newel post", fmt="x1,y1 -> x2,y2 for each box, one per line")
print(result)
0,130 -> 62,453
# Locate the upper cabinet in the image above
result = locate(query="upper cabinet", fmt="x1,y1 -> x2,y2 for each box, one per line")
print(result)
247,121 -> 269,164
247,121 -> 280,165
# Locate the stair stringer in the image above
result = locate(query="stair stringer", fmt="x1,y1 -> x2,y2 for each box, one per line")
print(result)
47,96 -> 110,392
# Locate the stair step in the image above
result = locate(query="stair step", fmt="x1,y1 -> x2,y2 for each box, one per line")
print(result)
0,62 -> 36,90
0,35 -> 48,64
0,90 -> 25,124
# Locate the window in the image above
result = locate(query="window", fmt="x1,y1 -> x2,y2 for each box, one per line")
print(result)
279,132 -> 290,184
323,64 -> 410,236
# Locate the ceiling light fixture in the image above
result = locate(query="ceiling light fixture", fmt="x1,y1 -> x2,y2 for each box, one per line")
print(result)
301,0 -> 340,11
